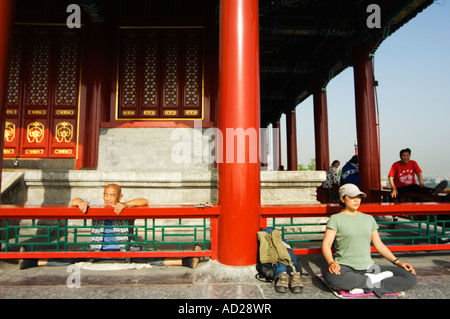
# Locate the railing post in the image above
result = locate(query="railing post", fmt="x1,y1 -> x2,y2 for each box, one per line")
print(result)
217,0 -> 261,266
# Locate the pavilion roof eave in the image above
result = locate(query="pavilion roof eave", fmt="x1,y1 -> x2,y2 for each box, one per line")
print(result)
259,0 -> 434,126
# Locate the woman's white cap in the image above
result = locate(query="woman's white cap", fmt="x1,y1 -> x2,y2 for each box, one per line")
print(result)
339,184 -> 367,198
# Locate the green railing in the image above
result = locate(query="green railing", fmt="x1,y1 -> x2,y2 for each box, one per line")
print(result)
3,216 -> 448,255
376,215 -> 450,246
269,214 -> 450,251
271,217 -> 327,249
1,218 -> 211,254
1,203 -> 449,259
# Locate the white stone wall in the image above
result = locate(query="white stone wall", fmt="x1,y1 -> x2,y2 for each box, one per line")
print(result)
261,170 -> 325,204
97,127 -> 214,172
18,169 -> 325,205
22,170 -> 218,205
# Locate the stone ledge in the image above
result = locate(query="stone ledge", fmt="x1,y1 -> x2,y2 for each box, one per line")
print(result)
3,169 -> 325,206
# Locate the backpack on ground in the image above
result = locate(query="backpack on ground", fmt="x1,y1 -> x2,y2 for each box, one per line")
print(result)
255,227 -> 303,282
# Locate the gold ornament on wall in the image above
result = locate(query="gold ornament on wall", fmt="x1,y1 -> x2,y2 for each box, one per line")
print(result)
55,121 -> 73,143
27,121 -> 45,143
4,121 -> 15,142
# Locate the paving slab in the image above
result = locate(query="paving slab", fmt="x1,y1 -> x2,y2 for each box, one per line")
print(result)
0,251 -> 448,302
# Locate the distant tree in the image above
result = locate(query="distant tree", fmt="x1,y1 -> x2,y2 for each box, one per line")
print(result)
298,158 -> 316,171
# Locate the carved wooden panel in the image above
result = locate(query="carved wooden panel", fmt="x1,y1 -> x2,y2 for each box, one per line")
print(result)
3,37 -> 24,157
118,29 -> 203,120
3,27 -> 80,159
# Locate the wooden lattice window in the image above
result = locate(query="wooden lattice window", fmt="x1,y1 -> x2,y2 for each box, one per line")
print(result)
117,28 -> 203,120
3,27 -> 80,158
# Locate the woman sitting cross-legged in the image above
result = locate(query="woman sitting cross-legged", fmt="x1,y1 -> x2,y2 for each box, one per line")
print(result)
322,184 -> 417,298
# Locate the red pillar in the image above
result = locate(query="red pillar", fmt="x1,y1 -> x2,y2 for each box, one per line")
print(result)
286,109 -> 298,171
77,23 -> 112,169
0,0 -> 16,200
217,0 -> 260,266
313,84 -> 330,171
313,84 -> 330,203
353,44 -> 381,202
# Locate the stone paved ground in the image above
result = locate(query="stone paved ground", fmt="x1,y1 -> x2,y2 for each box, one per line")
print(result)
1,251 -> 448,302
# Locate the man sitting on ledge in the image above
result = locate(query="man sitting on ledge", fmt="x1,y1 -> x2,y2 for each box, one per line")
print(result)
388,148 -> 449,201
19,183 -> 200,269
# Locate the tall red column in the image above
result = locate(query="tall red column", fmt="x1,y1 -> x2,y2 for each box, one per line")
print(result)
313,85 -> 330,171
217,0 -> 260,266
313,84 -> 330,203
0,0 -> 16,200
286,109 -> 298,171
353,44 -> 381,202
77,22 -> 112,169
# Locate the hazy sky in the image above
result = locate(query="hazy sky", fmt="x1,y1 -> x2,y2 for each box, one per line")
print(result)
278,1 -> 450,178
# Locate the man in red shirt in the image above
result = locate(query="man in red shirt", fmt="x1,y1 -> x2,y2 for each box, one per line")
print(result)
388,148 -> 447,199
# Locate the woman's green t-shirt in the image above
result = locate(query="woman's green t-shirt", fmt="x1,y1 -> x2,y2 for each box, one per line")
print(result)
326,212 -> 379,270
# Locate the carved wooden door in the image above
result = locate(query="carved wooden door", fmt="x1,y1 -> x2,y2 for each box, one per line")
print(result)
3,27 -> 80,159
118,28 -> 203,120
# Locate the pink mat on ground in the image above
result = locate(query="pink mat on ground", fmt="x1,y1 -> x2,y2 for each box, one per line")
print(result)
317,274 -> 404,298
